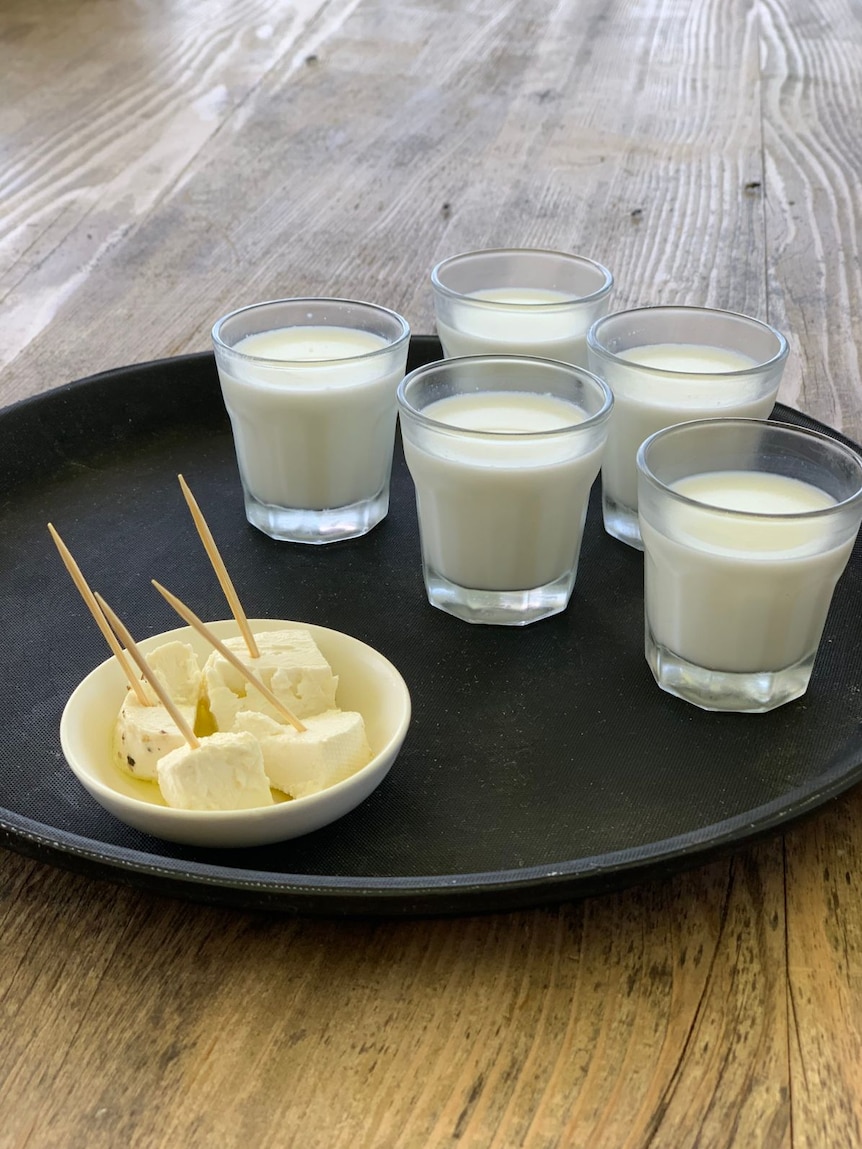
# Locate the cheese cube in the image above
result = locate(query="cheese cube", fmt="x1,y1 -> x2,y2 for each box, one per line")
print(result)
203,628 -> 338,731
139,640 -> 202,707
235,709 -> 372,799
157,731 -> 274,810
113,693 -> 198,781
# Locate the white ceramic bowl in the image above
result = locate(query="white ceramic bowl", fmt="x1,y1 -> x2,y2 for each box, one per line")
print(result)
60,619 -> 411,848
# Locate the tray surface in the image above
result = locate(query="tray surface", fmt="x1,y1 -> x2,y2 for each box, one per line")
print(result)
2,336 -> 862,915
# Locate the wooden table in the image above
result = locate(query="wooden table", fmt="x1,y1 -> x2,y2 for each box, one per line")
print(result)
2,0 -> 861,1143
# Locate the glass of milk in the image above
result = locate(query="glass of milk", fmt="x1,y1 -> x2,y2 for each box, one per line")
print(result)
587,306 -> 789,549
212,298 -> 410,543
637,418 -> 862,712
397,356 -> 613,625
430,248 -> 614,367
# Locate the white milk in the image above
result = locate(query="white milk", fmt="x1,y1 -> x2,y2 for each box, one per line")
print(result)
435,288 -> 591,364
619,344 -> 757,373
402,391 -> 603,590
641,470 -> 852,672
217,325 -> 401,509
600,343 -> 771,511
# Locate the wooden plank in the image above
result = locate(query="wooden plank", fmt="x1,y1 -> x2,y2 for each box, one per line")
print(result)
785,796 -> 862,1147
1,0 -> 770,406
0,0 -> 338,394
760,0 -> 862,437
0,847 -> 787,1148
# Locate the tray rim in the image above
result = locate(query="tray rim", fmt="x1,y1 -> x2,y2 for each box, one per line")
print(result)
0,751 -> 854,914
3,339 -> 862,916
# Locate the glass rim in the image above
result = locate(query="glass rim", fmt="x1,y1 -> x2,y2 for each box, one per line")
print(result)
211,297 -> 411,366
430,248 -> 614,309
396,353 -> 614,439
636,418 -> 862,520
587,305 -> 789,376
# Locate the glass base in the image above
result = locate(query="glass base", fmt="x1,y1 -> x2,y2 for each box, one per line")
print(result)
423,566 -> 576,626
244,485 -> 388,544
645,624 -> 815,713
602,491 -> 643,550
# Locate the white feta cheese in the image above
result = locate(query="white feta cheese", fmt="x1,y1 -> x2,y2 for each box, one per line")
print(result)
113,693 -> 198,781
138,640 -> 202,706
203,628 -> 338,731
157,731 -> 274,811
234,709 -> 372,799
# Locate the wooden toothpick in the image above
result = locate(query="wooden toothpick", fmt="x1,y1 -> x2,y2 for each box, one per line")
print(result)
94,593 -> 200,749
177,474 -> 260,659
47,523 -> 150,706
151,580 -> 306,733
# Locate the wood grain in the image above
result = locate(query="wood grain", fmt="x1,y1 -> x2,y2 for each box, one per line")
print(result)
2,0 -> 862,1144
2,0 -> 772,405
0,847 -> 790,1148
760,0 -> 862,434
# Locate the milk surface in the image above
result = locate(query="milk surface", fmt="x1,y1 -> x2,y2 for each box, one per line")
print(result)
674,470 -> 834,516
238,326 -> 385,361
599,342 -> 772,511
436,288 -> 591,364
402,391 -> 602,590
642,469 -> 851,672
426,390 -> 586,433
218,325 -> 400,509
618,343 -> 756,373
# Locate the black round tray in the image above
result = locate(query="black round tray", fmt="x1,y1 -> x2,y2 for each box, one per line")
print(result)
2,337 -> 862,916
